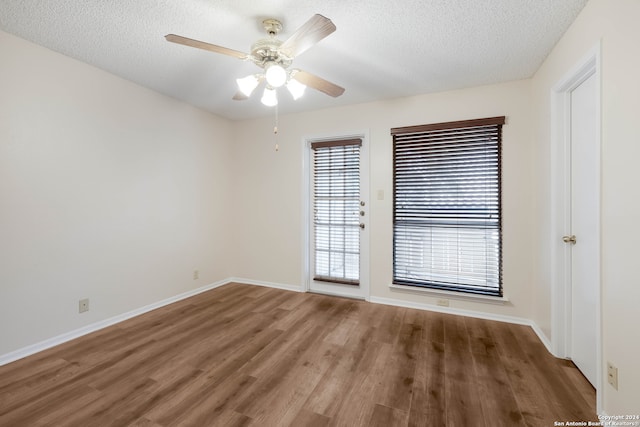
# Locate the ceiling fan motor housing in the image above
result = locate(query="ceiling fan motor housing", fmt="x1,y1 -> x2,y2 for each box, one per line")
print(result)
250,38 -> 291,67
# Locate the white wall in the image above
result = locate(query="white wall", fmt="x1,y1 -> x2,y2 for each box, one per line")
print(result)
531,0 -> 640,414
231,79 -> 535,320
0,31 -> 233,356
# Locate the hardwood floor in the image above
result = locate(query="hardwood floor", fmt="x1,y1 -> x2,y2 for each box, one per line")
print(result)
0,283 -> 597,426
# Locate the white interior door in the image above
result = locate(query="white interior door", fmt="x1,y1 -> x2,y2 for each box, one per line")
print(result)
568,72 -> 598,387
307,135 -> 369,299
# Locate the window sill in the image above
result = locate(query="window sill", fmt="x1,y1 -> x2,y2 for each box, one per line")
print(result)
389,283 -> 510,305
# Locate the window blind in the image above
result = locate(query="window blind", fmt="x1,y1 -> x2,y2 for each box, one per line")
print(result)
391,117 -> 505,296
312,139 -> 361,285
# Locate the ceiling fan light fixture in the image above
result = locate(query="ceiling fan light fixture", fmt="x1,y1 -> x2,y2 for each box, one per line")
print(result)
286,78 -> 306,100
236,74 -> 260,97
261,87 -> 278,106
264,62 -> 287,88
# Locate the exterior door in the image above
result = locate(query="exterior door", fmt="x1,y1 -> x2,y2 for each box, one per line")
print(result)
568,72 -> 598,387
307,135 -> 368,299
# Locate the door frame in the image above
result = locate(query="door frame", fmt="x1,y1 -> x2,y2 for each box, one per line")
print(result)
301,130 -> 370,301
550,43 -> 602,412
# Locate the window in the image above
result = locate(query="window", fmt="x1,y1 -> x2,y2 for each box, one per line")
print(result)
391,116 -> 505,296
312,139 -> 361,285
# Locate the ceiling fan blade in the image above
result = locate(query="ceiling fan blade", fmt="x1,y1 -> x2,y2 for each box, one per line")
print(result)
232,91 -> 249,101
165,34 -> 248,60
293,70 -> 345,97
279,14 -> 336,58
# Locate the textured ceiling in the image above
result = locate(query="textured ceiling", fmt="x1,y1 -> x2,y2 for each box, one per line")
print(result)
0,0 -> 588,120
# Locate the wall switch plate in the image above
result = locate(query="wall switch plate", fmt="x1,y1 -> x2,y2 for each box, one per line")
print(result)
79,298 -> 89,313
436,299 -> 449,307
607,362 -> 618,390
193,270 -> 199,280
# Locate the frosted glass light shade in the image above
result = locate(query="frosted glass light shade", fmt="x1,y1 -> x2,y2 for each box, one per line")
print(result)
236,75 -> 260,97
261,87 -> 278,106
265,63 -> 287,88
286,78 -> 306,100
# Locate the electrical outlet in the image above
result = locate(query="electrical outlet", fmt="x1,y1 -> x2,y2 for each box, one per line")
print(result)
193,270 -> 199,280
79,298 -> 89,313
607,362 -> 618,390
436,299 -> 449,307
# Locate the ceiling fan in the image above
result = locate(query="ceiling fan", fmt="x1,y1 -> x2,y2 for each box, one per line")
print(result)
165,14 -> 345,107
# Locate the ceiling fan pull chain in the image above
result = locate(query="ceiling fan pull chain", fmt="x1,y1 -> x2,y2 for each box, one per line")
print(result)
274,103 -> 279,151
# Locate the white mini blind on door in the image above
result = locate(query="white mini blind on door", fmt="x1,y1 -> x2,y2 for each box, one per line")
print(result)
312,139 -> 361,285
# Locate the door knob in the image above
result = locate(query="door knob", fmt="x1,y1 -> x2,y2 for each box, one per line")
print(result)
359,223 -> 365,229
562,235 -> 576,244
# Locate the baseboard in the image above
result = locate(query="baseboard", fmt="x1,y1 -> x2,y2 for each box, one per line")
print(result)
529,320 -> 553,354
369,295 -> 554,354
0,279 -> 229,367
227,277 -> 303,293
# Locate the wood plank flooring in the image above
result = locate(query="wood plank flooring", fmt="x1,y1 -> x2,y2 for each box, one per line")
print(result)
0,283 -> 597,426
